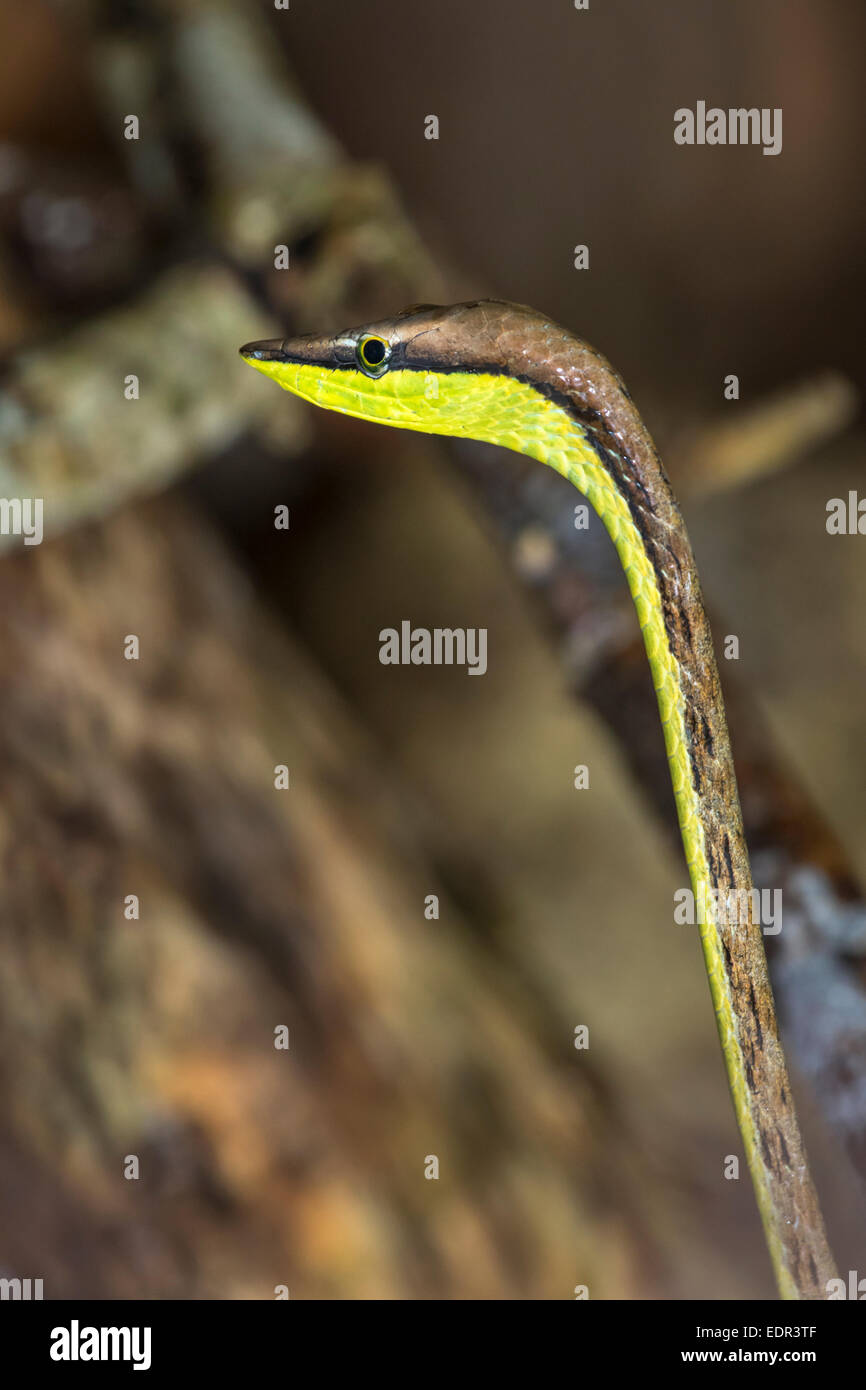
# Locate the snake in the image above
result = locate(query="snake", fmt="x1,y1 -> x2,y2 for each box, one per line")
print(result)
240,299 -> 836,1299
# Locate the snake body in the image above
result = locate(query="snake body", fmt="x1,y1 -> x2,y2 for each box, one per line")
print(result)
241,299 -> 836,1298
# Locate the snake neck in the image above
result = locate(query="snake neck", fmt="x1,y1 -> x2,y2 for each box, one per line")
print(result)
457,365 -> 836,1298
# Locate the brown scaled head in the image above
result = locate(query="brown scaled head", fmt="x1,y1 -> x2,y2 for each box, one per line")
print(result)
239,298 -> 629,448
239,300 -> 563,380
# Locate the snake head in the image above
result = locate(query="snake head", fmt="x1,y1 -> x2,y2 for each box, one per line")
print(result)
239,300 -> 564,437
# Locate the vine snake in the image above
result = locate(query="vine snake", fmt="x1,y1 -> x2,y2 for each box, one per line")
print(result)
241,299 -> 836,1299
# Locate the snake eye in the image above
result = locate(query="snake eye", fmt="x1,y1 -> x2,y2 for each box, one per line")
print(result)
356,335 -> 391,377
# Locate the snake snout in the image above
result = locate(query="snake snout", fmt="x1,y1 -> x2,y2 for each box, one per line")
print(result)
239,339 -> 285,362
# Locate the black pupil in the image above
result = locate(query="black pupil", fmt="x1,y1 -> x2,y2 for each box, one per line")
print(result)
362,338 -> 386,366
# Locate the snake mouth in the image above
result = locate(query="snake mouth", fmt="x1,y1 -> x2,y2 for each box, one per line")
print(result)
239,339 -> 286,362
240,333 -> 346,369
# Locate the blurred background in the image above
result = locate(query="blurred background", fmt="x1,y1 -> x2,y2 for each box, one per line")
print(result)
0,0 -> 865,1300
